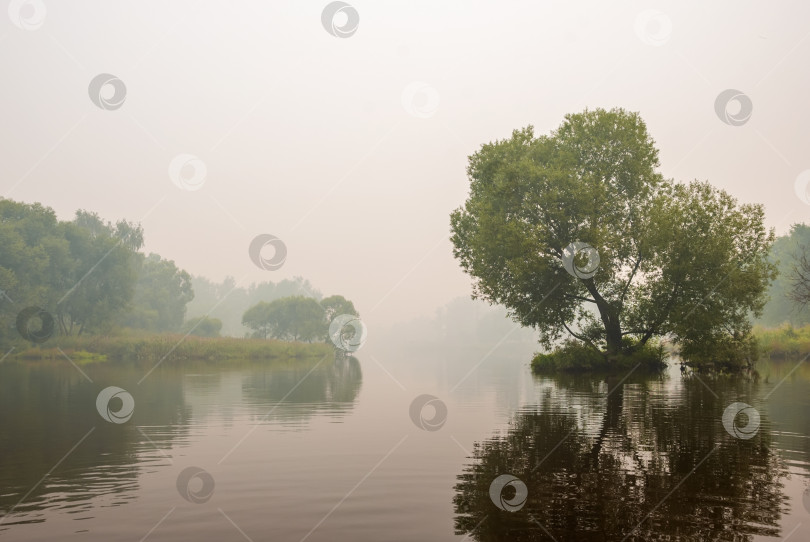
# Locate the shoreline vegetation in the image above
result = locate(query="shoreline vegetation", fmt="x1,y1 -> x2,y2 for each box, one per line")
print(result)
532,324 -> 810,373
754,324 -> 810,360
9,323 -> 809,370
531,339 -> 667,374
10,333 -> 333,363
0,200 -> 360,364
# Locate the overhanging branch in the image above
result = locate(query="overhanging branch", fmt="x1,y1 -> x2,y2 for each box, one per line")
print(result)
562,321 -> 602,353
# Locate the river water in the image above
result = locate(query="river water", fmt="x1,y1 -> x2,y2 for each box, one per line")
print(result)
1,343 -> 809,541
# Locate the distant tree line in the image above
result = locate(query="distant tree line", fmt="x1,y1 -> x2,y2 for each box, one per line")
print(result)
758,223 -> 810,327
0,199 -> 153,344
242,295 -> 358,342
184,275 -> 325,337
0,199 -> 355,347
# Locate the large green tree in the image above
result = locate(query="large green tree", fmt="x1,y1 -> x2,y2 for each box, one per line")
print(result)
187,275 -> 322,336
450,108 -> 775,366
320,294 -> 358,322
241,300 -> 274,339
120,253 -> 194,332
56,210 -> 143,335
242,296 -> 327,342
0,200 -> 69,344
0,201 -> 145,340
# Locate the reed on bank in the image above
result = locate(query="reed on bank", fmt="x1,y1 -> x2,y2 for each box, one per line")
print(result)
754,324 -> 810,360
11,332 -> 333,363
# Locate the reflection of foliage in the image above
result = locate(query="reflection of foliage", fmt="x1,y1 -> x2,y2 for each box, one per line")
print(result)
454,375 -> 787,541
0,361 -> 189,522
756,359 -> 810,465
240,355 -> 362,421
0,356 -> 362,525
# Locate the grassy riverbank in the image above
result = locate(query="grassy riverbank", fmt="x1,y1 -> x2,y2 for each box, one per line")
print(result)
530,325 -> 810,374
754,324 -> 810,360
10,333 -> 333,363
531,340 -> 667,373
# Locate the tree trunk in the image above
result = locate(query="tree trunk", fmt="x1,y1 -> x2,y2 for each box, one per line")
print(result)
582,278 -> 623,358
604,317 -> 622,357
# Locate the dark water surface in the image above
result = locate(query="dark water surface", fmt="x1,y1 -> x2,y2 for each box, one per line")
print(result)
1,345 -> 809,541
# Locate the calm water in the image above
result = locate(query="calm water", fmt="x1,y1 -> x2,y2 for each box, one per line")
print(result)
1,344 -> 810,541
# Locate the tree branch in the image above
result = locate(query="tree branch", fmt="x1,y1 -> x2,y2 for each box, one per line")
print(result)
562,321 -> 602,353
619,254 -> 642,308
789,247 -> 810,310
563,293 -> 596,303
639,281 -> 681,346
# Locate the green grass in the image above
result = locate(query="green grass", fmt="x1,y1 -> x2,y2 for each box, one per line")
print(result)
754,323 -> 810,360
12,333 -> 333,363
531,339 -> 667,374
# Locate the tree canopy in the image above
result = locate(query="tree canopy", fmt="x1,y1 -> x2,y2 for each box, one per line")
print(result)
242,295 -> 358,343
0,200 -> 146,341
119,253 -> 194,332
450,108 -> 775,369
753,223 -> 810,327
0,198 -> 347,348
186,275 -> 323,336
183,315 -> 223,338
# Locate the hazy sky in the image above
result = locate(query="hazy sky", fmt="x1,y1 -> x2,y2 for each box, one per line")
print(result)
2,0 -> 809,328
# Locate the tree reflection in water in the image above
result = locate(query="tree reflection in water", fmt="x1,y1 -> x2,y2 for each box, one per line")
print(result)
0,354 -> 361,527
454,372 -> 787,541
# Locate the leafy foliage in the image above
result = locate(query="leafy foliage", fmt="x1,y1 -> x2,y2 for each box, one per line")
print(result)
242,295 -> 358,342
450,108 -> 775,371
757,223 -> 810,326
186,275 -> 323,336
755,323 -> 810,360
119,253 -> 194,332
183,316 -> 223,338
320,295 -> 357,323
0,199 -> 344,351
0,200 -> 147,342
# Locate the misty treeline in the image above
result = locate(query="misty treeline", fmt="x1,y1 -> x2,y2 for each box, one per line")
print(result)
241,295 -> 357,342
1,199 -> 148,344
0,199 -> 353,345
186,274 -> 325,337
390,296 -> 539,346
758,223 -> 810,327
1,198 -> 808,349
